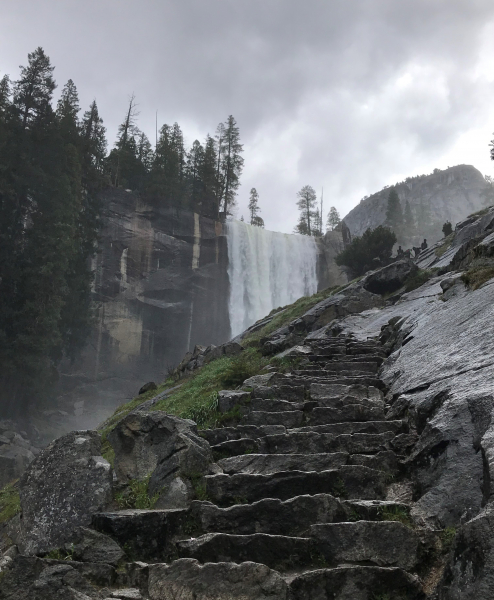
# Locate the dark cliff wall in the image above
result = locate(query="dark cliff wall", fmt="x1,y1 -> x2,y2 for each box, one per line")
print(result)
57,190 -> 231,427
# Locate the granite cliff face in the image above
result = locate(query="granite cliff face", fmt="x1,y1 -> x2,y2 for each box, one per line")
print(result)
57,190 -> 231,429
343,164 -> 489,245
56,191 -> 347,431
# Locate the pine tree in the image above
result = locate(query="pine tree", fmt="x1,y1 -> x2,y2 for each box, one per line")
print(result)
248,188 -> 261,225
186,139 -> 205,210
295,185 -> 317,235
56,79 -> 80,146
13,47 -> 56,129
403,199 -> 415,237
0,50 -> 104,412
217,116 -> 244,217
0,75 -> 11,113
81,100 -> 107,175
200,134 -> 219,217
385,188 -> 403,235
326,206 -> 341,231
312,208 -> 322,236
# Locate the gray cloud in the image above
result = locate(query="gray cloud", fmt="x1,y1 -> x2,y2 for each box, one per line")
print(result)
1,0 -> 494,232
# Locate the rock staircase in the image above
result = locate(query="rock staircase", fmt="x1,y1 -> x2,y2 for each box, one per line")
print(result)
92,336 -> 429,600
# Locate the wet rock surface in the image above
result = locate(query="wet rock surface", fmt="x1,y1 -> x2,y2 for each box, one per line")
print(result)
3,210 -> 494,598
108,411 -> 212,508
18,430 -> 112,555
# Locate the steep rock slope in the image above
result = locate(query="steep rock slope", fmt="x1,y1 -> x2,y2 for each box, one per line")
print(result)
2,208 -> 494,598
343,164 -> 489,244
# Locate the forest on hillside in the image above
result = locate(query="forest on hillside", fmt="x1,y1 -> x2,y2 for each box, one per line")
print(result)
0,47 -> 244,413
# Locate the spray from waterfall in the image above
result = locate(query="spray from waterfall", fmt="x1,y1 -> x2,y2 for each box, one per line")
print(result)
226,220 -> 318,338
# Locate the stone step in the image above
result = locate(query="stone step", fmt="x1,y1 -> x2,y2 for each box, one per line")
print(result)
187,496 -> 410,538
311,521 -> 419,570
300,375 -> 385,388
201,425 -> 285,446
212,438 -> 259,458
217,452 -> 349,475
92,498 -> 411,556
310,382 -> 384,403
348,450 -> 400,474
205,465 -> 387,506
176,532 -> 313,571
147,559 -> 289,600
308,355 -> 384,367
250,398 -> 305,412
259,431 -> 394,455
176,520 -> 419,573
289,566 -> 423,600
307,404 -> 385,424
241,410 -> 304,428
290,420 -> 405,436
92,508 -> 186,562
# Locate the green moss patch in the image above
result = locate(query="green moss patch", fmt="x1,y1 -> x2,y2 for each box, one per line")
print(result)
0,480 -> 21,524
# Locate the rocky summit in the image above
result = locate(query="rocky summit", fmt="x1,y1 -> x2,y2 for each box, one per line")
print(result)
1,206 -> 494,598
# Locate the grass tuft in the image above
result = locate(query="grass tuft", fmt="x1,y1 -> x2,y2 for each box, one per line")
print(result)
115,475 -> 159,510
461,266 -> 494,290
378,505 -> 413,528
0,480 -> 21,524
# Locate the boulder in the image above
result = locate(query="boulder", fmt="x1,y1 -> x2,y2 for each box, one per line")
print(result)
217,390 -> 251,413
221,341 -> 243,357
147,558 -> 288,600
138,382 -> 157,395
362,259 -> 418,295
0,555 -> 99,599
439,503 -> 494,599
65,527 -> 125,566
19,430 -> 112,555
108,411 -> 213,508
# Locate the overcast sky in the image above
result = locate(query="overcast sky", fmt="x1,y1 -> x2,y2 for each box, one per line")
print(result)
1,0 -> 494,233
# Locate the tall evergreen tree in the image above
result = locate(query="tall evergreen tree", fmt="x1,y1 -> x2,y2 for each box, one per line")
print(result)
200,134 -> 220,217
248,188 -> 260,225
13,47 -> 56,129
385,188 -> 403,235
81,100 -> 107,174
295,185 -> 317,235
186,139 -> 205,210
56,79 -> 80,146
326,206 -> 341,231
0,49 -> 103,414
217,116 -> 243,217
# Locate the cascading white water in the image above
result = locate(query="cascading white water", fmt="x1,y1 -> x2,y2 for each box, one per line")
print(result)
226,220 -> 318,338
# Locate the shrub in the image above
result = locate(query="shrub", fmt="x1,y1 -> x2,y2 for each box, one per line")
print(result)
442,221 -> 453,237
336,226 -> 397,276
461,266 -> 494,290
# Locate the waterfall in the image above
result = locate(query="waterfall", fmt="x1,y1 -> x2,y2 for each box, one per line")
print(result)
226,220 -> 318,338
